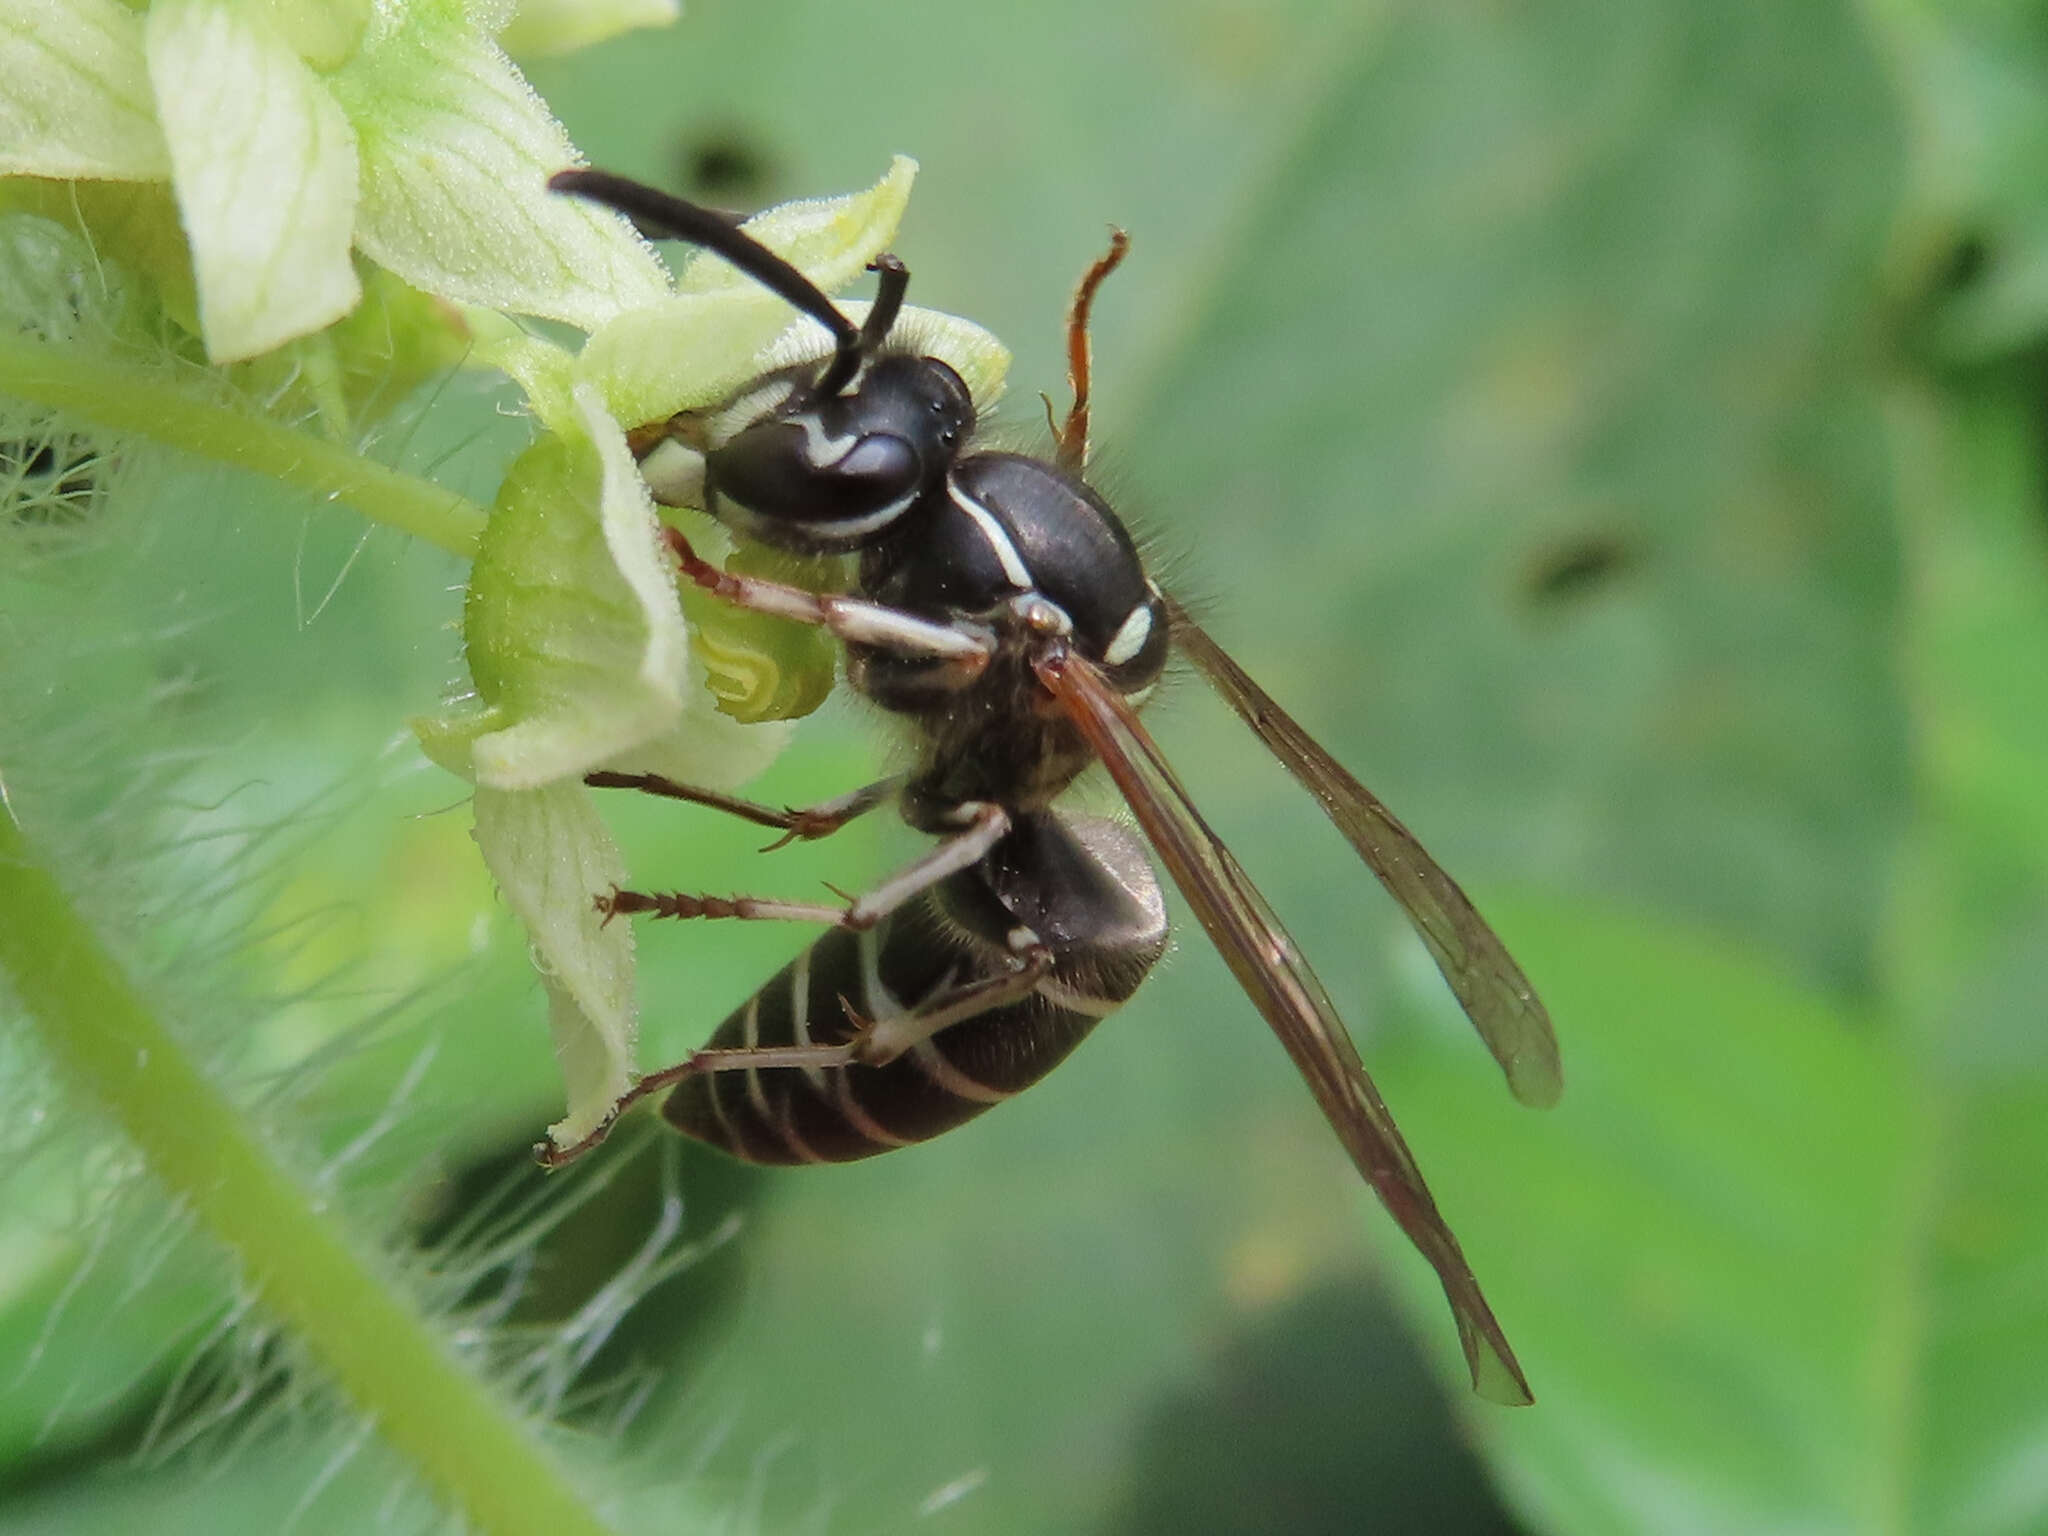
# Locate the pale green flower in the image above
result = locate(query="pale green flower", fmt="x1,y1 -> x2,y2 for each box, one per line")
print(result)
0,6 -> 1016,1143
0,0 -> 669,362
420,161 -> 1013,1142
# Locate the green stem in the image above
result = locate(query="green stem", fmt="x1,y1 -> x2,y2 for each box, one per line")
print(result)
0,800 -> 613,1536
0,337 -> 487,558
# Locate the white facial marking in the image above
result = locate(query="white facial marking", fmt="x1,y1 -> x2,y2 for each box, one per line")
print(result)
789,410 -> 860,467
791,486 -> 919,541
948,481 -> 1033,589
1103,603 -> 1154,667
637,440 -> 706,508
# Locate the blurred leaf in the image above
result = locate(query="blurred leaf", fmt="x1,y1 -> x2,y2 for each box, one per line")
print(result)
1132,3 -> 1909,997
1381,896 -> 2048,1536
1885,368 -> 2048,1056
1866,0 -> 2048,359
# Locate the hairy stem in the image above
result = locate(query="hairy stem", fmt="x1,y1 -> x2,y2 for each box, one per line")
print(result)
0,337 -> 487,558
0,799 -> 614,1536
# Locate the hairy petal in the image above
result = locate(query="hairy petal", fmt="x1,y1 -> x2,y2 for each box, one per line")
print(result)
0,0 -> 170,180
579,156 -> 920,427
499,0 -> 679,58
334,10 -> 668,329
473,784 -> 637,1146
145,0 -> 360,361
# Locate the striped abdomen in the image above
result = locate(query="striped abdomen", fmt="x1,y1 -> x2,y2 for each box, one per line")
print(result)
662,814 -> 1166,1164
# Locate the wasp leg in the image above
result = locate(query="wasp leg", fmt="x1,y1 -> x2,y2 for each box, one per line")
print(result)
664,527 -> 993,677
535,939 -> 1054,1169
838,941 -> 1054,1065
583,770 -> 902,851
1051,228 -> 1130,473
601,801 -> 1011,932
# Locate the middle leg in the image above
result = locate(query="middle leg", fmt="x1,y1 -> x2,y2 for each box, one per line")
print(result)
584,769 -> 902,850
598,800 -> 1012,932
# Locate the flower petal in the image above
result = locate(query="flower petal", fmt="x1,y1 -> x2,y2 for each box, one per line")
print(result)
472,784 -> 636,1145
578,156 -> 919,428
144,0 -> 361,361
333,10 -> 669,329
456,385 -> 691,790
830,300 -> 1015,409
576,288 -> 796,442
462,304 -> 579,433
676,154 -> 917,295
0,0 -> 170,180
499,0 -> 679,58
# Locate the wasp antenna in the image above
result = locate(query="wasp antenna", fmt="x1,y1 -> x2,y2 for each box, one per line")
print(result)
859,253 -> 910,353
1055,227 -> 1130,471
549,167 -> 864,394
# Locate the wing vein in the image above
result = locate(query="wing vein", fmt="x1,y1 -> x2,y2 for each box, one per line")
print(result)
1036,647 -> 1534,1406
1164,596 -> 1562,1109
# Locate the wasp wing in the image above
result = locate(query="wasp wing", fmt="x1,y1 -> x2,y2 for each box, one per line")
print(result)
1162,597 -> 1562,1110
1037,649 -> 1534,1406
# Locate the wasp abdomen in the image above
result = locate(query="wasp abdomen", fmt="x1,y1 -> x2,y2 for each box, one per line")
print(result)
663,852 -> 1163,1166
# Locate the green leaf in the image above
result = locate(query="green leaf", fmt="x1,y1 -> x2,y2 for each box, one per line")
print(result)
1885,373 -> 2048,1045
332,5 -> 669,330
0,0 -> 170,180
1129,2 -> 1909,995
1865,0 -> 2048,358
144,0 -> 362,362
1380,897 -> 2048,1536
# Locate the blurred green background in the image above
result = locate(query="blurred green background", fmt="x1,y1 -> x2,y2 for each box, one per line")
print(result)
5,0 -> 2048,1532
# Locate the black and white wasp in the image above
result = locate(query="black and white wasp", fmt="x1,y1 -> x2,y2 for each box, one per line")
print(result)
541,168 -> 1562,1406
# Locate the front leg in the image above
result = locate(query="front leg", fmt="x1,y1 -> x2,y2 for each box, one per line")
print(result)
600,801 -> 1012,933
664,527 -> 992,676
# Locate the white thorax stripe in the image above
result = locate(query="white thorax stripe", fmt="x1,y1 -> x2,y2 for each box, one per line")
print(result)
948,481 -> 1033,589
1103,603 -> 1153,667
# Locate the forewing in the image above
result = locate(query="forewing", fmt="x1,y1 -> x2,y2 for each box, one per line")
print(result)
1164,597 -> 1562,1109
1037,650 -> 1534,1406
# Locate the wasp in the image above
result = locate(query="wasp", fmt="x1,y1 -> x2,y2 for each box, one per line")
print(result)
539,168 -> 1562,1405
